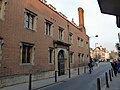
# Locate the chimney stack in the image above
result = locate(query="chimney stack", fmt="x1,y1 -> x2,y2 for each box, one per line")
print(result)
78,7 -> 84,27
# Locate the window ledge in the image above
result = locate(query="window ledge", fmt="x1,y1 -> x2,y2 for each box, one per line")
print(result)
20,63 -> 34,66
48,63 -> 54,65
0,17 -> 5,22
25,28 -> 37,32
45,35 -> 53,38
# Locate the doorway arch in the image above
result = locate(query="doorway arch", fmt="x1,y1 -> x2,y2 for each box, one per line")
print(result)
58,50 -> 65,76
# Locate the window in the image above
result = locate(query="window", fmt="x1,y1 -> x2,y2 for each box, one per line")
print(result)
78,37 -> 80,46
58,27 -> 64,41
0,38 -> 4,60
82,54 -> 84,62
24,9 -> 37,30
69,32 -> 73,44
78,53 -> 84,63
0,0 -> 7,20
45,20 -> 53,36
81,39 -> 83,47
0,0 -> 2,12
49,48 -> 54,64
78,37 -> 83,47
21,42 -> 35,64
70,52 -> 74,63
86,42 -> 89,49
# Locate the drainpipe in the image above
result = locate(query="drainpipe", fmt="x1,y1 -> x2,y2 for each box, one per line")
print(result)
67,21 -> 71,78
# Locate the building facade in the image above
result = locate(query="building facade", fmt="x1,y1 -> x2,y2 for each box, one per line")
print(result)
0,0 -> 89,84
90,46 -> 110,61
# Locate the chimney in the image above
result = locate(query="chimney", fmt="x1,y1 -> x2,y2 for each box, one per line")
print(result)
78,7 -> 84,27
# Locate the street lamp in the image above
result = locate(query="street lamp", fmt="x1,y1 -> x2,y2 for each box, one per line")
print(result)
89,35 -> 98,38
89,35 -> 98,48
95,43 -> 98,48
89,35 -> 98,62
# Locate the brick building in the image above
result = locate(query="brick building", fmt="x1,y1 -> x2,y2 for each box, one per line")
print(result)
90,46 -> 110,61
0,0 -> 89,85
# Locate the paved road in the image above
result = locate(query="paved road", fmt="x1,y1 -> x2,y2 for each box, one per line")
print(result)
38,62 -> 112,90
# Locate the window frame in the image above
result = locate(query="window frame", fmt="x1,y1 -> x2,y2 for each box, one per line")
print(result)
58,27 -> 64,41
20,42 -> 35,65
24,9 -> 37,31
69,32 -> 73,44
78,37 -> 84,47
81,54 -> 84,63
81,39 -> 83,47
0,0 -> 7,21
48,47 -> 54,64
45,20 -> 53,37
78,37 -> 80,46
86,42 -> 89,49
70,52 -> 74,64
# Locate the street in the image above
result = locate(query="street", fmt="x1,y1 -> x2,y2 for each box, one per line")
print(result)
39,62 -> 112,90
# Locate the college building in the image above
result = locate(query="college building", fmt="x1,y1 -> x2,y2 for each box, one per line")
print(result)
0,0 -> 89,86
90,46 -> 110,61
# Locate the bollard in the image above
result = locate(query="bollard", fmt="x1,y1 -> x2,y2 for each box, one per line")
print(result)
29,74 -> 32,90
111,68 -> 114,77
105,72 -> 109,88
69,68 -> 71,78
86,67 -> 88,73
55,71 -> 57,82
97,78 -> 101,90
84,67 -> 86,73
78,67 -> 80,75
109,70 -> 112,81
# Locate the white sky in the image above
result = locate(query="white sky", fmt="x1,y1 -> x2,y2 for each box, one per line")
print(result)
46,0 -> 120,51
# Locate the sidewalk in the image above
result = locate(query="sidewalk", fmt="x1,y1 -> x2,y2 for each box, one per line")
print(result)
0,66 -> 88,90
0,65 -> 102,90
105,73 -> 120,90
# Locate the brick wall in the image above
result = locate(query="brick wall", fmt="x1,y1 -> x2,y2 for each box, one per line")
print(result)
0,0 -> 89,76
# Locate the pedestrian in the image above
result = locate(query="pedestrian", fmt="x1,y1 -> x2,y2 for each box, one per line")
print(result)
117,60 -> 120,73
88,62 -> 92,74
90,57 -> 93,63
111,59 -> 118,76
90,57 -> 94,70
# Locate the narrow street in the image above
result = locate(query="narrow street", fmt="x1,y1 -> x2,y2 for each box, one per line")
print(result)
40,62 -> 112,90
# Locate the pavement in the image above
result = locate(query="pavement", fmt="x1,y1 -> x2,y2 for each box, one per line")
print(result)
0,66 -> 88,90
0,64 -> 120,90
104,73 -> 120,90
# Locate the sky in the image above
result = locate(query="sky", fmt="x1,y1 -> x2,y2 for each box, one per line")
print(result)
46,0 -> 120,51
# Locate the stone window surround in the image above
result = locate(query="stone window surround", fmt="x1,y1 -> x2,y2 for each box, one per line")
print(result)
19,42 -> 35,65
69,51 -> 74,64
69,32 -> 73,44
45,19 -> 53,37
48,47 -> 54,64
0,0 -> 7,21
58,27 -> 64,41
24,9 -> 38,31
78,53 -> 84,63
78,37 -> 83,47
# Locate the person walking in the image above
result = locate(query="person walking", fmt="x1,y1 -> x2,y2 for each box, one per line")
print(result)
117,60 -> 120,73
111,60 -> 118,76
88,62 -> 92,74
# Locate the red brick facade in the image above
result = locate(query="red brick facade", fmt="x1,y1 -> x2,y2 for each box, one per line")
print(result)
0,0 -> 89,76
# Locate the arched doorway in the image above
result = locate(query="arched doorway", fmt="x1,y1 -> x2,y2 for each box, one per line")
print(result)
58,50 -> 65,76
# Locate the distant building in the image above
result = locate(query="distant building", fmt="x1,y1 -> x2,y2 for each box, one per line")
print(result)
90,46 -> 110,61
0,0 -> 89,86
